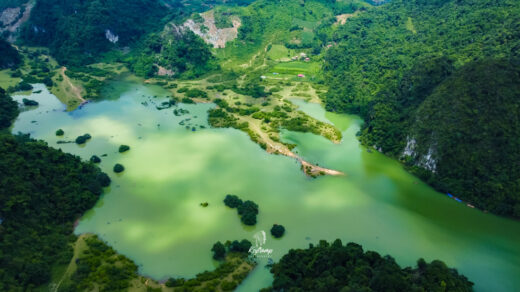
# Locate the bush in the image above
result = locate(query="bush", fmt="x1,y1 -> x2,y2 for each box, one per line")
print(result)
223,195 -> 259,226
75,134 -> 92,144
17,82 -> 33,92
55,129 -> 64,136
224,194 -> 243,208
90,155 -> 101,163
97,173 -> 111,187
113,163 -> 125,173
118,145 -> 130,153
240,212 -> 257,225
22,98 -> 39,106
165,277 -> 185,287
181,97 -> 195,104
185,88 -> 208,98
212,241 -> 226,260
0,88 -> 18,129
220,280 -> 238,291
270,224 -> 285,238
228,240 -> 252,253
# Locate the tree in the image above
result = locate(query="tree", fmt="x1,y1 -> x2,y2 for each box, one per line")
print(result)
56,129 -> 65,136
113,163 -> 125,173
22,98 -> 39,106
90,155 -> 101,163
0,87 -> 18,129
119,145 -> 130,153
224,194 -> 243,208
75,134 -> 92,144
266,240 -> 473,291
270,224 -> 285,238
212,241 -> 226,260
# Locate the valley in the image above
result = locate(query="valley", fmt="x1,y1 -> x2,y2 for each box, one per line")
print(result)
1,0 -> 519,291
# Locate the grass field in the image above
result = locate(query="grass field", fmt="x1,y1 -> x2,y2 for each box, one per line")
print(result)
270,61 -> 320,75
301,30 -> 315,44
0,70 -> 20,89
267,44 -> 291,60
292,18 -> 319,29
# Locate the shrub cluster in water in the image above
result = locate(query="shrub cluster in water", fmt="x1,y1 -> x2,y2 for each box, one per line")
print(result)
113,163 -> 125,173
224,194 -> 258,225
118,145 -> 130,153
55,129 -> 64,136
22,98 -> 39,106
75,133 -> 91,144
270,224 -> 285,238
90,155 -> 101,163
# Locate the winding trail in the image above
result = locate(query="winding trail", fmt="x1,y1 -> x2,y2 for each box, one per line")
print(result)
247,118 -> 344,176
60,67 -> 85,103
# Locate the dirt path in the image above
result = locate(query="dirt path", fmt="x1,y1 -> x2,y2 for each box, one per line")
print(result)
50,234 -> 89,292
246,118 -> 344,176
61,67 -> 85,103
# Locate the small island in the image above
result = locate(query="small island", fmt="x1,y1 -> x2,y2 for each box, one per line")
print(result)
270,224 -> 285,238
113,163 -> 125,173
75,134 -> 92,145
118,145 -> 130,153
224,194 -> 259,225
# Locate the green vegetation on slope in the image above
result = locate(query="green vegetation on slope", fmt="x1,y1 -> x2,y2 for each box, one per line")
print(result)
406,60 -> 520,217
129,30 -> 217,79
20,0 -> 171,66
323,0 -> 520,217
0,89 -> 112,290
0,37 -> 22,69
263,239 -> 473,291
0,131 -> 111,290
324,0 -> 520,115
0,87 -> 18,128
60,235 -> 138,291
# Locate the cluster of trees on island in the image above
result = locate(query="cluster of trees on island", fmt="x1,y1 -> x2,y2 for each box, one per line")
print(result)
224,194 -> 260,225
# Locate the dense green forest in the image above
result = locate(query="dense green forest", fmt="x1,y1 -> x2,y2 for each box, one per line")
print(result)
0,88 -> 19,128
0,88 -> 112,290
323,0 -> 520,217
0,37 -> 21,69
129,30 -> 216,78
20,0 -> 171,65
263,239 -> 473,291
61,235 -> 138,291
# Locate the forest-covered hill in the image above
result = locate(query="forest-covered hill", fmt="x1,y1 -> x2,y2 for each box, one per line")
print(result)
323,0 -> 520,218
263,239 -> 473,291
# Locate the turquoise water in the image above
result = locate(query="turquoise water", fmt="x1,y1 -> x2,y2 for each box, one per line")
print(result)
11,82 -> 520,291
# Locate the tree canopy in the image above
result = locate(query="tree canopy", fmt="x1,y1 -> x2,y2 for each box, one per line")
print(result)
0,132 -> 111,290
264,239 -> 473,292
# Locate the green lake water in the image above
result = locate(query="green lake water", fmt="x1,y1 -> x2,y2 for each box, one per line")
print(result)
11,82 -> 520,291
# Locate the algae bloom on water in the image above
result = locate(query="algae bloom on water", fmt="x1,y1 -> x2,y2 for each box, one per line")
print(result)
119,145 -> 130,153
113,163 -> 125,173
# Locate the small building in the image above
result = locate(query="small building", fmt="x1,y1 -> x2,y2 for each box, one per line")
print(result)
304,57 -> 310,62
260,75 -> 266,79
298,74 -> 305,78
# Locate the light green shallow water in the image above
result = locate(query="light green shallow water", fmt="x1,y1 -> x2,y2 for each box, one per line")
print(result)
11,82 -> 520,292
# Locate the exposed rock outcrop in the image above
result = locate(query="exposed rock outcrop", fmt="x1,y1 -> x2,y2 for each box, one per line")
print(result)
183,11 -> 241,48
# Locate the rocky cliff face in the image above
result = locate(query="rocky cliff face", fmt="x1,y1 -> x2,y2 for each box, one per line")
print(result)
183,11 -> 241,48
0,1 -> 33,42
